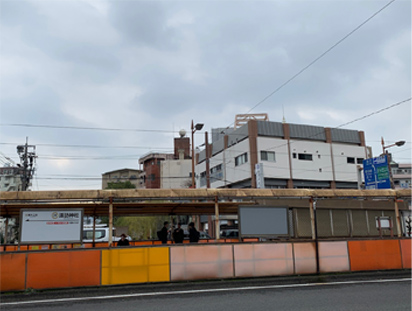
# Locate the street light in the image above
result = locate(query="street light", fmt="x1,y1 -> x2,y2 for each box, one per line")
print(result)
381,137 -> 405,238
381,137 -> 405,189
382,137 -> 405,154
191,120 -> 204,188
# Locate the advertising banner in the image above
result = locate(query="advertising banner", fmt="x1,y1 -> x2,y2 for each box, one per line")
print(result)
20,209 -> 83,244
363,155 -> 391,189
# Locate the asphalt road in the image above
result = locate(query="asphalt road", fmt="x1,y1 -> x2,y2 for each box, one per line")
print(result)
2,271 -> 411,311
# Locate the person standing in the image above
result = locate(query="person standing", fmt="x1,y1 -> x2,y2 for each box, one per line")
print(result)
188,222 -> 200,243
173,223 -> 184,243
157,221 -> 170,244
117,234 -> 130,247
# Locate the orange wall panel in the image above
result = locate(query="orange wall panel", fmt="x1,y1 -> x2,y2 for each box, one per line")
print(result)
26,250 -> 101,289
293,242 -> 317,274
0,253 -> 26,292
318,241 -> 350,273
400,239 -> 411,269
234,243 -> 294,278
171,245 -> 233,281
348,240 -> 402,271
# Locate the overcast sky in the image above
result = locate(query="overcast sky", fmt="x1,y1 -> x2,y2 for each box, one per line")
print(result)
0,0 -> 410,191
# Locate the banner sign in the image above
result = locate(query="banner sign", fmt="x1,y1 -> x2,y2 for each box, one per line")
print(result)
20,209 -> 83,244
363,155 -> 391,189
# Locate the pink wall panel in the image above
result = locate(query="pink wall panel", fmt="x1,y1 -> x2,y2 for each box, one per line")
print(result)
170,245 -> 234,281
293,242 -> 317,274
318,241 -> 350,273
234,243 -> 294,277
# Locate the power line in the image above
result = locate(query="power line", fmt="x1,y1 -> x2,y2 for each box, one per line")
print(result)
229,0 -> 397,126
262,98 -> 410,153
0,142 -> 173,150
335,98 -> 411,129
0,124 -> 203,135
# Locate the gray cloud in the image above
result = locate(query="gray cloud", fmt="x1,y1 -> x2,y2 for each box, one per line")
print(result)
0,0 -> 410,190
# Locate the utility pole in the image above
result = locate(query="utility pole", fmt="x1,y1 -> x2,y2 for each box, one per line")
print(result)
16,137 -> 37,191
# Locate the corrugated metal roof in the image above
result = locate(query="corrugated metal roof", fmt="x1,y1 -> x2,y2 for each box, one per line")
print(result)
289,124 -> 326,141
212,138 -> 224,156
330,128 -> 360,144
257,121 -> 284,137
198,149 -> 206,162
228,124 -> 249,147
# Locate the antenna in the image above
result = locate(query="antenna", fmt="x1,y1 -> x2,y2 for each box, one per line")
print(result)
282,105 -> 286,123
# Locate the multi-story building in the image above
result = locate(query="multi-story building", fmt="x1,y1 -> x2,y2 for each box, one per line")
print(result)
391,162 -> 411,189
0,166 -> 23,192
195,118 -> 371,189
138,131 -> 192,189
101,168 -> 144,189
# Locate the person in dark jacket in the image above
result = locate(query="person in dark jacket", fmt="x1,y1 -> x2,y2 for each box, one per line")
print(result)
117,234 -> 130,247
173,223 -> 184,243
188,222 -> 200,243
158,221 -> 169,244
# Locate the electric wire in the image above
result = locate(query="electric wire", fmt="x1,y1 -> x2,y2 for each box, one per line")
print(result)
227,0 -> 398,127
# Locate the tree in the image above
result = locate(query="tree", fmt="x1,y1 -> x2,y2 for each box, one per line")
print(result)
103,180 -> 167,240
106,181 -> 136,189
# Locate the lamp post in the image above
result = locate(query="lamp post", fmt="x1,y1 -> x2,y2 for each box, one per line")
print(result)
191,120 -> 204,188
381,137 -> 405,154
381,137 -> 405,238
381,137 -> 405,189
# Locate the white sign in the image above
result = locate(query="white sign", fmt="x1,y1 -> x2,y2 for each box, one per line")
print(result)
255,163 -> 265,189
20,209 -> 83,244
375,216 -> 391,229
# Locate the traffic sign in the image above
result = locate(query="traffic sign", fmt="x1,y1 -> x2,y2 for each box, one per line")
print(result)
363,155 -> 391,189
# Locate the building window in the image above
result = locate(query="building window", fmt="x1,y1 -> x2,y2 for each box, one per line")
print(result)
357,158 -> 364,164
235,153 -> 248,166
293,153 -> 297,159
150,174 -> 155,181
298,153 -> 313,161
261,151 -> 276,162
199,171 -> 207,187
347,157 -> 355,164
210,164 -> 222,174
210,164 -> 223,182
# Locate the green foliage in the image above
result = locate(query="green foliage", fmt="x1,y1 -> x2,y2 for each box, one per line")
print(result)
115,216 -> 167,240
106,181 -> 136,189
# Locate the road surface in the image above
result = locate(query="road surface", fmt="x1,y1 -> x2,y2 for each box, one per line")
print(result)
2,271 -> 411,311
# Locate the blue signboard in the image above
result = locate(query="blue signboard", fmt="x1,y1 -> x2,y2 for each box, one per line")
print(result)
363,155 -> 391,189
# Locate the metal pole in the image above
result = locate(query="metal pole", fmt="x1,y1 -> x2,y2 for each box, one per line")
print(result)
309,197 -> 320,274
92,215 -> 96,248
191,120 -> 195,188
4,217 -> 8,244
309,197 -> 316,240
109,197 -> 113,247
205,131 -> 210,188
394,198 -> 402,237
23,138 -> 29,191
386,151 -> 395,189
215,197 -> 220,240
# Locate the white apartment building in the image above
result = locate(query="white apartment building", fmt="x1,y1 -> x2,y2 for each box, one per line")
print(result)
160,159 -> 192,189
391,162 -> 412,189
0,166 -> 23,192
195,119 -> 371,189
101,168 -> 144,189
